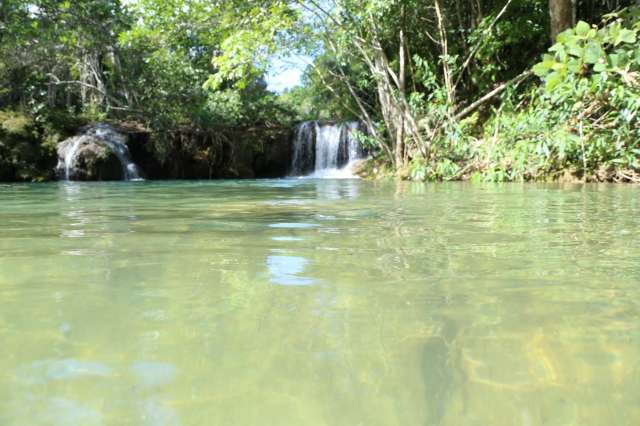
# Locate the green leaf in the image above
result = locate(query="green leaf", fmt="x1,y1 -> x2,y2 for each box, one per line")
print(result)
608,53 -> 622,67
567,44 -> 584,58
575,21 -> 591,37
556,29 -> 573,44
533,62 -> 550,77
567,58 -> 583,73
545,72 -> 563,92
552,62 -> 567,72
549,44 -> 562,55
598,28 -> 613,44
617,29 -> 637,45
609,22 -> 621,42
584,42 -> 604,64
593,62 -> 607,72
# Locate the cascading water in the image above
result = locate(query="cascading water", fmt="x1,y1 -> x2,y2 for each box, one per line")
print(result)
63,138 -> 84,181
56,124 -> 143,181
342,121 -> 363,165
93,125 -> 142,181
291,122 -> 316,176
290,121 -> 366,178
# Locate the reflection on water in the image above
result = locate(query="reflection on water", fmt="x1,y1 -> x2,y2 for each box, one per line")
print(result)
16,359 -> 112,385
267,255 -> 316,286
131,362 -> 177,388
269,222 -> 319,229
0,180 -> 639,425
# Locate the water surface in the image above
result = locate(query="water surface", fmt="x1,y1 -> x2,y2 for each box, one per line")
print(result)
1,180 -> 639,425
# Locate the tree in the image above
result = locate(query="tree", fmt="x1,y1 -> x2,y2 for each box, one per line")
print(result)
549,0 -> 574,41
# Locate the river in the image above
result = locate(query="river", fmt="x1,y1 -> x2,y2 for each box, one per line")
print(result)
0,180 -> 638,425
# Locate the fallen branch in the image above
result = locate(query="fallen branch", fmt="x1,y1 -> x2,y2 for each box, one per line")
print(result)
617,170 -> 640,183
453,70 -> 533,121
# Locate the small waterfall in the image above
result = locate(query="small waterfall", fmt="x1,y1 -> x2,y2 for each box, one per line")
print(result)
92,125 -> 142,181
291,122 -> 316,176
290,121 -> 365,178
57,124 -> 143,181
315,124 -> 342,171
63,137 -> 84,181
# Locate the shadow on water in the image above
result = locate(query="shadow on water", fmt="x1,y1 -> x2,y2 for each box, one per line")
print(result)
421,319 -> 462,426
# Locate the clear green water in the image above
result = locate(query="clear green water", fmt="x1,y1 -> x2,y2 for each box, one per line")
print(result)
0,180 -> 639,425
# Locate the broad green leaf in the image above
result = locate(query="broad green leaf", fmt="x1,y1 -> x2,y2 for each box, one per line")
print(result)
598,28 -> 612,44
617,29 -> 637,45
533,62 -> 550,77
567,43 -> 583,58
609,22 -> 621,42
575,21 -> 591,37
593,62 -> 607,72
552,62 -> 567,72
609,53 -> 622,67
556,29 -> 573,44
584,42 -> 604,64
549,44 -> 562,53
567,58 -> 583,73
545,72 -> 563,92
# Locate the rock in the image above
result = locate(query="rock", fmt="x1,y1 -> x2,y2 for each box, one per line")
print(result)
56,124 -> 142,181
258,128 -> 294,177
56,135 -> 123,180
351,159 -> 370,178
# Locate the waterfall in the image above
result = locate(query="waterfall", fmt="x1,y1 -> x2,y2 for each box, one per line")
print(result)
290,121 -> 365,178
92,124 -> 142,181
291,122 -> 316,176
63,137 -> 84,181
57,124 -> 143,181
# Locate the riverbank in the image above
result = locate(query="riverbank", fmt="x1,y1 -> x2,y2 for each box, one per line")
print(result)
0,112 -> 293,182
355,156 -> 640,185
2,110 -> 638,184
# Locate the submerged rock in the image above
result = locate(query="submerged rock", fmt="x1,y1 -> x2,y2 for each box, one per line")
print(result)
56,124 -> 142,181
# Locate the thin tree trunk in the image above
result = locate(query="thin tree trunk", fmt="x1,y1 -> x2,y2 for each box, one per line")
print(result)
317,39 -> 395,163
549,0 -> 573,41
435,0 -> 455,105
395,4 -> 407,169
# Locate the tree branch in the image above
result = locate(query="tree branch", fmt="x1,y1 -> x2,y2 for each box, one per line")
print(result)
453,70 -> 532,121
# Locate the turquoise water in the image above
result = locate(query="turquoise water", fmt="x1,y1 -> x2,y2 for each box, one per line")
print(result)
0,180 -> 639,425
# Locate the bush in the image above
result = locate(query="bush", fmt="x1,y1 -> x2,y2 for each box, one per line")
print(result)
0,110 -> 58,182
476,7 -> 640,183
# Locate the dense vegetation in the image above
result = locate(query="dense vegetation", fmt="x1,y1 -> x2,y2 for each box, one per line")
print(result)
1,0 -> 638,182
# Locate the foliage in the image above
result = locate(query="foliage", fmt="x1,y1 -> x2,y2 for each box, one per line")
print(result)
1,0 -> 639,182
0,110 -> 57,181
478,7 -> 640,182
0,0 -> 300,174
367,3 -> 639,183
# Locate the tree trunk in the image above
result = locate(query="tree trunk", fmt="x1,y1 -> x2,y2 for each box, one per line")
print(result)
435,0 -> 455,105
549,0 -> 574,41
395,5 -> 406,169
